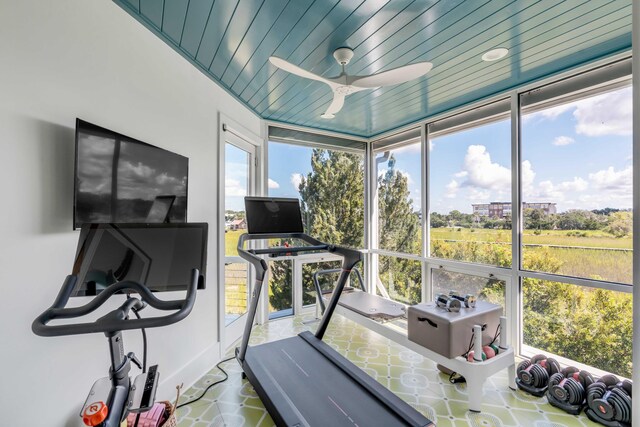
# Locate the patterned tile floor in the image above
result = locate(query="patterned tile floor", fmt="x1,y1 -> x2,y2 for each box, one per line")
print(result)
175,314 -> 600,427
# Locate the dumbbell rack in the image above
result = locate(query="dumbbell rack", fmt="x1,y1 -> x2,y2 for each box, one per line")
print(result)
335,306 -> 516,412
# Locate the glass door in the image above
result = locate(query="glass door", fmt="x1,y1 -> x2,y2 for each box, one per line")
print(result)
222,136 -> 257,348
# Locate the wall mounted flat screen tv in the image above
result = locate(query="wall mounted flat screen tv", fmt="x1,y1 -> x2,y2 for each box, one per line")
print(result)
71,223 -> 207,296
74,119 -> 188,229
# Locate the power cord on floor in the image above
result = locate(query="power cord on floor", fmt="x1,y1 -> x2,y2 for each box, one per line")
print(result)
176,356 -> 237,409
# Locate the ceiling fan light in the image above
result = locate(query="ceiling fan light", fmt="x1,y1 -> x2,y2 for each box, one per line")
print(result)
482,48 -> 509,62
321,113 -> 335,119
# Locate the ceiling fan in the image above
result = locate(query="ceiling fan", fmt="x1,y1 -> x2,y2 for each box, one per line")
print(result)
269,47 -> 433,119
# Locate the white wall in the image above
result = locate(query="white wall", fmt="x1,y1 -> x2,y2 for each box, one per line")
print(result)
0,1 -> 262,425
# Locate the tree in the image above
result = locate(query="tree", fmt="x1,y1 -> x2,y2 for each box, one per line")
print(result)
555,209 -> 605,230
430,212 -> 448,228
377,161 -> 420,253
377,156 -> 422,304
268,259 -> 292,313
604,211 -> 632,237
298,149 -> 365,247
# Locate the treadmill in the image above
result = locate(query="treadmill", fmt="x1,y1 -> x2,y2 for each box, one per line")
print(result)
236,197 -> 434,427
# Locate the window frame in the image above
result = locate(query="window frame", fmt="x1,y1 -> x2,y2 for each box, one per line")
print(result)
371,135 -> 425,304
367,55 -> 633,366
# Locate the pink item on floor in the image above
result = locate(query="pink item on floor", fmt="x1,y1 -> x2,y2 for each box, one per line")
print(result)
126,402 -> 167,427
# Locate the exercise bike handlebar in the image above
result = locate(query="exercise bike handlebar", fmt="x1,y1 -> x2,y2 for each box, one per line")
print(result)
32,268 -> 199,337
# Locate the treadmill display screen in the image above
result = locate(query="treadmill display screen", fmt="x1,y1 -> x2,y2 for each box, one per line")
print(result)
71,223 -> 208,296
245,197 -> 304,234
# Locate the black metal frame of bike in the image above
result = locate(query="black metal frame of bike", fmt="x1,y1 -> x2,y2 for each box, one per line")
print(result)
32,269 -> 199,427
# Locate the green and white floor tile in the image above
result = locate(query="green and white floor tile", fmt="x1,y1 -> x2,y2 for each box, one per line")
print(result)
175,314 -> 599,427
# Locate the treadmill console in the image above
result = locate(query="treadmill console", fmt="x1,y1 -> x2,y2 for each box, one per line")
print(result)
245,197 -> 304,234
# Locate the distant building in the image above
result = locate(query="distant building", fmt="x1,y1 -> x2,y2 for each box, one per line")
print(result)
472,202 -> 556,218
229,218 -> 247,230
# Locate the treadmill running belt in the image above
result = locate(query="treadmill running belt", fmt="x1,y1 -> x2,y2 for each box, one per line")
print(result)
243,333 -> 433,427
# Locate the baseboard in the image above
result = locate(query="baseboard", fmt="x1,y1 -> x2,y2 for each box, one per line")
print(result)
156,341 -> 221,402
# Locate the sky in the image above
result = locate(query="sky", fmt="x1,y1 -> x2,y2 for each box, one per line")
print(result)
228,85 -> 632,215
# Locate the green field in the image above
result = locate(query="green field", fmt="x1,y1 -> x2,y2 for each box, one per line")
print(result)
225,229 -> 244,256
431,227 -> 632,284
431,228 -> 632,249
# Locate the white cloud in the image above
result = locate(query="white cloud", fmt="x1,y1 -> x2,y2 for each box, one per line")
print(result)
290,173 -> 303,190
469,188 -> 490,201
553,136 -> 575,146
521,160 -> 535,192
461,145 -> 510,191
445,179 -> 459,198
225,178 -> 246,196
268,178 -> 280,189
524,87 -> 631,138
529,177 -> 588,202
537,180 -> 561,200
559,177 -> 589,192
574,87 -> 632,136
589,166 -> 632,192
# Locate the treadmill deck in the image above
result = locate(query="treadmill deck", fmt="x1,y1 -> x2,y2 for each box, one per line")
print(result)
242,331 -> 433,427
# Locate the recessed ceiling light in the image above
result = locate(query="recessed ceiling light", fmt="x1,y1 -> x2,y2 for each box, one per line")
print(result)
482,48 -> 509,62
320,113 -> 335,119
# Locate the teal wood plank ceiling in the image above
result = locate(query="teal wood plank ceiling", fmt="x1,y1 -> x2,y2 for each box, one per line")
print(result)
113,0 -> 632,138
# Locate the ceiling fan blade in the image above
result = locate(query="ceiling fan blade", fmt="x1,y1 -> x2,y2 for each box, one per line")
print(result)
269,56 -> 336,87
351,62 -> 433,88
324,92 -> 346,116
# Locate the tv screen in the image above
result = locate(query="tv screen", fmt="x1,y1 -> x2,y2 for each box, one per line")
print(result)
71,223 -> 208,296
74,119 -> 188,229
245,197 -> 304,234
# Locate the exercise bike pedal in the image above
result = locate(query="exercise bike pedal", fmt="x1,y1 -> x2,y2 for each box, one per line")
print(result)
129,364 -> 160,413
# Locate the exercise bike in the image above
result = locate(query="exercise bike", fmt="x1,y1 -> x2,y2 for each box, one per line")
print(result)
32,268 -> 199,427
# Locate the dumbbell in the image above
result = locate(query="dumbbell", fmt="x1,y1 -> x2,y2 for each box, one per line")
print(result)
548,366 -> 594,406
517,354 -> 560,389
435,293 -> 461,312
448,290 -> 477,308
466,346 -> 499,362
482,344 -> 500,359
586,375 -> 632,425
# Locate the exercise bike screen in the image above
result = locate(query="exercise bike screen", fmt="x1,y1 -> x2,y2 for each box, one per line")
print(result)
245,197 -> 304,234
71,223 -> 207,296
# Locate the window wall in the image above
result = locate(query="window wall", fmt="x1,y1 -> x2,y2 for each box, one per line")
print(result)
518,81 -> 633,378
521,85 -> 632,284
367,59 -> 633,377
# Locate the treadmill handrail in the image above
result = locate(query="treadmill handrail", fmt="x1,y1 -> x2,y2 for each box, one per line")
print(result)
236,232 -> 362,363
250,244 -> 329,256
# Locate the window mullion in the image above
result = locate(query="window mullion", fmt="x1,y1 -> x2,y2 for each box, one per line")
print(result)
510,91 -> 522,354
